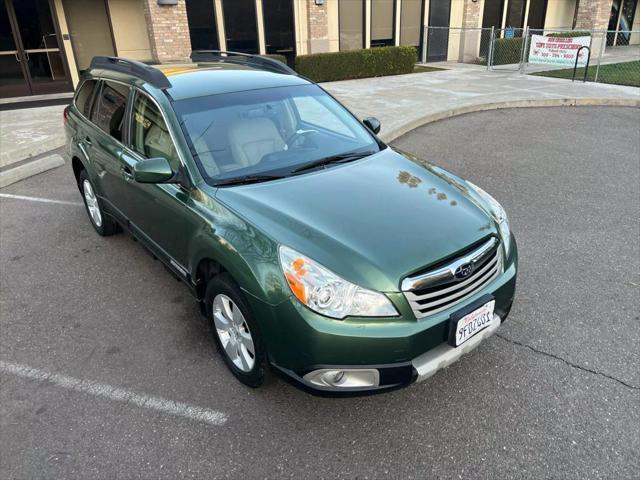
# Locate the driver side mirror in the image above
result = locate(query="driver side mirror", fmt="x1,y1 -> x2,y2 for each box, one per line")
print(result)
133,157 -> 174,184
363,117 -> 381,134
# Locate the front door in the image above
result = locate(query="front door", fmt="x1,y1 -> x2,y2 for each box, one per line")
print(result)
121,90 -> 199,273
0,0 -> 72,98
426,0 -> 451,62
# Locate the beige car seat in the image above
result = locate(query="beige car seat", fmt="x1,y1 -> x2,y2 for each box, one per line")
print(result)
227,117 -> 285,168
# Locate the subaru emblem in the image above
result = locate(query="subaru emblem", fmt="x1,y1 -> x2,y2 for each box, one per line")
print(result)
455,262 -> 474,279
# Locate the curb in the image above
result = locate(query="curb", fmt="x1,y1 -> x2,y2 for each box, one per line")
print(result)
380,97 -> 640,143
0,154 -> 65,189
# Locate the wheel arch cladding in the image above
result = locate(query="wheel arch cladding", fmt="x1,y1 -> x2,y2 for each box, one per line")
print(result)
72,156 -> 86,185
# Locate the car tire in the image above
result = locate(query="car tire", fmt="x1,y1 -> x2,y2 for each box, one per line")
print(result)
78,170 -> 119,236
205,273 -> 268,388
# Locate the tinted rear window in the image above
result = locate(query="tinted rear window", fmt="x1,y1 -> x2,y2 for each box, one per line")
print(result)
91,81 -> 129,142
74,80 -> 97,118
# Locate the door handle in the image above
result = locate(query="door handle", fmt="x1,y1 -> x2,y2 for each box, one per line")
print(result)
83,136 -> 92,147
122,165 -> 134,180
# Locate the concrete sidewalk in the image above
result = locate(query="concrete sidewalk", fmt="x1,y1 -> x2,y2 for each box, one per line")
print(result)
323,65 -> 640,142
0,104 -> 66,187
0,66 -> 638,187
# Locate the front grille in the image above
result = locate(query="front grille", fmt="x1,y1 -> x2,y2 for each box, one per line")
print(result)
401,237 -> 503,319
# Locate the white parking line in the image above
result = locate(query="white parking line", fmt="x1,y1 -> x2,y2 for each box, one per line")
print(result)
0,193 -> 83,206
0,361 -> 228,426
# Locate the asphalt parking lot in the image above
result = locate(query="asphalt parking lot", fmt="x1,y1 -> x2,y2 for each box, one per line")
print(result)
1,106 -> 638,479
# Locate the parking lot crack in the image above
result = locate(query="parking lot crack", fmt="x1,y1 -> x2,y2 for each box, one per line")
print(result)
495,334 -> 640,391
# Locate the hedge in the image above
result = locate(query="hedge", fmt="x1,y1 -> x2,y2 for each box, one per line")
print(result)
492,37 -> 525,65
264,54 -> 288,65
546,31 -> 591,38
295,46 -> 417,82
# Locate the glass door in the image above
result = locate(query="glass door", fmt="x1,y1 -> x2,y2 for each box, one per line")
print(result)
0,0 -> 71,98
0,0 -> 29,97
426,0 -> 451,62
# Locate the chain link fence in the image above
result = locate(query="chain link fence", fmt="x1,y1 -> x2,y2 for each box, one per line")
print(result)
522,28 -> 640,87
422,26 -> 640,88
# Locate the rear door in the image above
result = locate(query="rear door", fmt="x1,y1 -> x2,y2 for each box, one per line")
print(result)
69,78 -> 99,171
87,79 -> 131,220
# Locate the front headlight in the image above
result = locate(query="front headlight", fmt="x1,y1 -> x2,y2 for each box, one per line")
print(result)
279,245 -> 398,319
467,181 -> 511,257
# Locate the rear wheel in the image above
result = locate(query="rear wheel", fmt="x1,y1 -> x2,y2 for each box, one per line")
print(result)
205,273 -> 268,387
78,170 -> 118,236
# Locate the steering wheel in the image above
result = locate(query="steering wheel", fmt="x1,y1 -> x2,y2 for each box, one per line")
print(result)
284,128 -> 318,150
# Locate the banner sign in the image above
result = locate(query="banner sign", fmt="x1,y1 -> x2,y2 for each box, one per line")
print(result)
529,35 -> 591,67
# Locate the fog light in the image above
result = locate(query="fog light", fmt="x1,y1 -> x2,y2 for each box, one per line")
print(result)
303,368 -> 380,389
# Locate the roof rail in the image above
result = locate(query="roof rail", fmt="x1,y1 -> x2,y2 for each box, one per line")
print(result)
190,50 -> 296,75
89,56 -> 171,89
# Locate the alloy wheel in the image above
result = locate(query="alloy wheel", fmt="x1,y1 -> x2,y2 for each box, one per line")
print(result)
212,294 -> 256,372
82,179 -> 102,227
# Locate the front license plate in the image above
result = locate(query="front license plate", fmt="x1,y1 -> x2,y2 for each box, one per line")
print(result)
449,300 -> 495,347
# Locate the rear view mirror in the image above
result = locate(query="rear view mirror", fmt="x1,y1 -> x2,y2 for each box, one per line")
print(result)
363,117 -> 381,134
133,157 -> 174,183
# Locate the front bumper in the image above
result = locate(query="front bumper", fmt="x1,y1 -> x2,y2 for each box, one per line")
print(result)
248,236 -> 517,395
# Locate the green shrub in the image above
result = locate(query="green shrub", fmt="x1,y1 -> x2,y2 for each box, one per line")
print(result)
295,46 -> 417,82
546,31 -> 591,37
264,54 -> 288,65
492,37 -> 525,65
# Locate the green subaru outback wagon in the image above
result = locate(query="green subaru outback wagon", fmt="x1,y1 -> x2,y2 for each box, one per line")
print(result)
64,53 -> 517,394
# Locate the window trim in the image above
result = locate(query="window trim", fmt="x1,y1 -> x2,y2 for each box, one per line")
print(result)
129,87 -> 194,187
77,78 -> 130,148
73,78 -> 100,121
89,78 -> 131,143
74,77 -> 193,188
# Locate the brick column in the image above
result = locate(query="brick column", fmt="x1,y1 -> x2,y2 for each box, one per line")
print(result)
306,0 -> 329,53
574,0 -> 612,30
460,0 -> 485,63
462,0 -> 483,29
142,0 -> 192,63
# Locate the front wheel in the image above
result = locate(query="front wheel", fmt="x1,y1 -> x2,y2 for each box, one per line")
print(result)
78,170 -> 118,236
205,273 -> 268,387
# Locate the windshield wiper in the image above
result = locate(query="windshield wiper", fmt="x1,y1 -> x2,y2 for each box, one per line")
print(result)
214,174 -> 286,187
291,151 -> 376,174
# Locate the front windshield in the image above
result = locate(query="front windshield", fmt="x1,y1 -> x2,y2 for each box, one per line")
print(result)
173,84 -> 380,185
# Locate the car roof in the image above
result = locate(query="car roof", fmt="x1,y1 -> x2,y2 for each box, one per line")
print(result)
86,57 -> 312,101
158,62 -> 311,100
87,59 -> 312,102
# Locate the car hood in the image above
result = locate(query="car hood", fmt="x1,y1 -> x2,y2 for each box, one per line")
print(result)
215,147 -> 497,292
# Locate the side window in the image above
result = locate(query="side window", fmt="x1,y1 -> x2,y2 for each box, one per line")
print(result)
74,79 -> 97,118
130,92 -> 179,170
91,80 -> 129,142
292,96 -> 355,138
